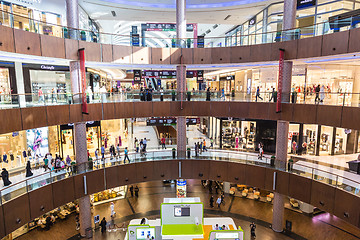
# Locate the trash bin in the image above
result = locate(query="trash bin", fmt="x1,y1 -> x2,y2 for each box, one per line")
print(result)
285,220 -> 292,231
187,148 -> 191,158
172,148 -> 176,158
271,156 -> 275,167
85,227 -> 93,238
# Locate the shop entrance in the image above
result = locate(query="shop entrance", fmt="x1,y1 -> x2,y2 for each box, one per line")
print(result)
59,121 -> 101,158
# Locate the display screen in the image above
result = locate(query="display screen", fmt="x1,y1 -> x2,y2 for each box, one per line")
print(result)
215,232 -> 239,239
136,228 -> 155,239
174,207 -> 190,217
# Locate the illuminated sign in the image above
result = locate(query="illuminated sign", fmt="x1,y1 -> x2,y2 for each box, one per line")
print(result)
215,232 -> 239,238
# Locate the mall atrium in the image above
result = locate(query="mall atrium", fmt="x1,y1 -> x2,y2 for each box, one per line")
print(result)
0,0 -> 359,239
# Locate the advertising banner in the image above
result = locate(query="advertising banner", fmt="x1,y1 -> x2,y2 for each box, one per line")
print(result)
78,49 -> 88,114
197,36 -> 204,48
197,70 -> 204,83
276,49 -> 285,113
133,70 -> 142,84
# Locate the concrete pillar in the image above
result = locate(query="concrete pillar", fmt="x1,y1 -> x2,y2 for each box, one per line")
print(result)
14,62 -> 26,108
275,120 -> 289,170
176,0 -> 186,48
282,0 -> 297,41
223,182 -> 230,194
272,192 -> 284,232
67,0 -> 91,237
352,67 -> 360,107
65,0 -> 79,40
176,0 -> 187,158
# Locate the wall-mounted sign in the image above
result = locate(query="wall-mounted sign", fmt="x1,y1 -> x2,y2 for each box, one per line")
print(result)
297,0 -> 316,9
197,70 -> 204,83
131,34 -> 140,46
249,16 -> 257,26
197,36 -> 204,48
133,70 -> 142,84
146,118 -> 200,126
141,23 -> 194,32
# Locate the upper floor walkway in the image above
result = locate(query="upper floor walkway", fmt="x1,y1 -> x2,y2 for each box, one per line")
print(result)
0,148 -> 359,238
1,8 -> 360,65
0,91 -> 359,136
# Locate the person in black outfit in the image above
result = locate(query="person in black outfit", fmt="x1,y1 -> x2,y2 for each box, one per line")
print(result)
100,217 -> 107,233
206,87 -> 211,101
209,196 -> 214,208
250,222 -> 256,238
129,185 -> 134,197
25,161 -> 33,177
314,84 -> 320,103
134,185 -> 139,197
1,168 -> 11,186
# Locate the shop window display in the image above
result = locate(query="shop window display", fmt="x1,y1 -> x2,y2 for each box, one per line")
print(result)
0,68 -> 11,103
303,125 -> 317,155
91,186 -> 126,205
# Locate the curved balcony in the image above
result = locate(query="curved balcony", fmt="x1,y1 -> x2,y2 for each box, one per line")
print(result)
0,149 -> 359,238
0,91 -> 359,135
0,9 -> 360,64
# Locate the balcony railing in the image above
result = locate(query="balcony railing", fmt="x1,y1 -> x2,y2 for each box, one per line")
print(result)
0,9 -> 359,48
0,149 -> 359,206
0,90 -> 358,109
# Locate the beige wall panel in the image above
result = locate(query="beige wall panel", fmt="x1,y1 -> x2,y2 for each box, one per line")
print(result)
230,46 -> 251,63
40,34 -> 65,59
297,36 -> 322,59
79,41 -> 101,62
65,38 -> 79,60
193,48 -> 211,64
0,25 -> 15,52
14,29 -> 41,56
113,45 -> 132,63
211,47 -> 230,64
321,30 -> 350,56
102,44 -> 113,62
132,47 -> 150,64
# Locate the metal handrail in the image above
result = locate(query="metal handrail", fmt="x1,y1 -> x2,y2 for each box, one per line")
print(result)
0,149 -> 359,205
0,9 -> 357,45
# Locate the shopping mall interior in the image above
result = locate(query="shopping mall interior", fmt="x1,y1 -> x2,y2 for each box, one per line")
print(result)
0,0 -> 360,239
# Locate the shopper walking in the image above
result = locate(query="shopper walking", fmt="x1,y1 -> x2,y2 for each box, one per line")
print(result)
194,142 -> 198,157
161,137 -> 166,149
117,144 -> 121,159
269,87 -> 277,102
209,196 -> 214,208
315,84 -> 320,103
258,143 -> 263,160
25,160 -> 33,177
255,86 -> 263,102
100,217 -> 107,234
129,185 -> 134,197
216,196 -> 222,209
143,138 -> 147,152
203,139 -> 207,151
134,185 -> 139,197
320,85 -> 325,104
38,87 -> 44,103
124,147 -> 130,163
1,168 -> 11,186
210,137 -> 214,148
250,222 -> 256,238
101,145 -> 105,161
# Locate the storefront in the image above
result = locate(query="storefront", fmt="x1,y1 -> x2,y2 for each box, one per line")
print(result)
91,186 -> 126,205
0,61 -> 16,104
219,74 -> 235,94
0,0 -> 63,37
60,121 -> 101,158
288,123 -> 358,156
101,119 -> 128,149
225,0 -> 359,46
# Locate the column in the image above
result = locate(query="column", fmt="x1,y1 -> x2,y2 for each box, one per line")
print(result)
282,0 -> 297,41
352,67 -> 360,107
66,0 -> 91,237
176,0 -> 187,158
14,62 -> 26,108
272,192 -> 284,232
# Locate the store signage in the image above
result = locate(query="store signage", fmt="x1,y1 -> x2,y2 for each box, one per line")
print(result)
146,118 -> 199,126
94,215 -> 100,224
131,26 -> 138,34
249,16 -> 257,26
197,36 -> 204,48
141,23 -> 194,32
197,70 -> 204,83
276,49 -> 285,113
14,0 -> 41,5
133,70 -> 142,84
78,49 -> 88,114
40,65 -> 55,70
297,0 -> 316,9
142,70 -> 200,79
131,34 -> 140,46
